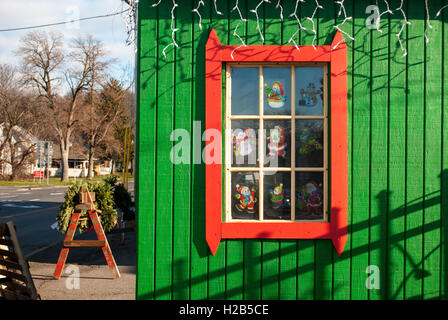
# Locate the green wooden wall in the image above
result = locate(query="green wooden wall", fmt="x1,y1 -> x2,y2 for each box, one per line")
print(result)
136,0 -> 448,300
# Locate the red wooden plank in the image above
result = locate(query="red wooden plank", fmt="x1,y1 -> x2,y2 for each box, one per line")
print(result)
205,28 -> 223,256
330,30 -> 348,256
53,213 -> 80,280
222,223 -> 331,239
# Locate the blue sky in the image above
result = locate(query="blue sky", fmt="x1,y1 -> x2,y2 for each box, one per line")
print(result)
0,0 -> 135,84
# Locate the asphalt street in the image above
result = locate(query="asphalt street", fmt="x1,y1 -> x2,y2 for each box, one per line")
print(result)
0,184 -> 136,299
0,185 -> 67,257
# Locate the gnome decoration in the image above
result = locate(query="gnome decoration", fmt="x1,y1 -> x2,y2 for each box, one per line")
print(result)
270,183 -> 284,209
267,125 -> 287,158
265,82 -> 286,108
235,184 -> 257,213
297,127 -> 323,155
233,128 -> 256,157
299,82 -> 322,107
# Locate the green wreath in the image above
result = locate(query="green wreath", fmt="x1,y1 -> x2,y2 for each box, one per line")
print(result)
56,181 -> 118,234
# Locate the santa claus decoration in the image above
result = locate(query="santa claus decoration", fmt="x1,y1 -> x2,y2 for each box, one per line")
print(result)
267,125 -> 287,158
235,184 -> 257,213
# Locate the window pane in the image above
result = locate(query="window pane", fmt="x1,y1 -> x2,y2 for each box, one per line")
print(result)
231,67 -> 259,115
264,120 -> 291,168
295,120 -> 324,168
231,120 -> 259,167
295,67 -> 324,116
231,171 -> 260,220
295,172 -> 324,220
264,171 -> 291,220
264,67 -> 291,115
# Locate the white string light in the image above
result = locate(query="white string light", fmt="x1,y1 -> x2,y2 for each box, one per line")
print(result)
436,4 -> 448,17
162,0 -> 179,57
230,0 -> 248,60
288,0 -> 307,51
147,0 -> 447,59
424,0 -> 432,43
395,0 -> 410,57
192,0 -> 205,30
276,0 -> 284,21
375,0 -> 393,34
306,0 -> 323,50
333,0 -> 354,50
250,0 -> 270,44
123,0 -> 139,51
214,0 -> 223,15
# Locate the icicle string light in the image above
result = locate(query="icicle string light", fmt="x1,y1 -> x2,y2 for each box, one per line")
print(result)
192,0 -> 205,30
436,4 -> 448,17
276,0 -> 284,21
250,0 -> 270,44
395,0 -> 410,57
424,0 -> 433,43
230,0 -> 248,60
333,0 -> 354,50
162,0 -> 179,57
288,0 -> 306,51
375,0 -> 393,34
146,0 -> 448,59
306,0 -> 323,50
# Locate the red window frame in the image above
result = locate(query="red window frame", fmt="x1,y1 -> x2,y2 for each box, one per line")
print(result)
205,29 -> 347,256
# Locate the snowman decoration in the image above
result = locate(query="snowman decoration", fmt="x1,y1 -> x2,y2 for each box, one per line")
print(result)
265,82 -> 286,108
299,83 -> 321,107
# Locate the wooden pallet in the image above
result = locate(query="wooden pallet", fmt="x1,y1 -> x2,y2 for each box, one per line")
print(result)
53,186 -> 120,280
0,221 -> 40,300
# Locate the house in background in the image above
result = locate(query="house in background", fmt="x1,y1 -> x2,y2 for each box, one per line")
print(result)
49,143 -> 113,178
0,124 -> 38,177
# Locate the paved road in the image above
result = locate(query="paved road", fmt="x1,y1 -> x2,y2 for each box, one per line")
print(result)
0,185 -> 67,257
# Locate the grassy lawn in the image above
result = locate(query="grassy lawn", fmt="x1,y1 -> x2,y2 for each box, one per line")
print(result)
0,174 -> 134,187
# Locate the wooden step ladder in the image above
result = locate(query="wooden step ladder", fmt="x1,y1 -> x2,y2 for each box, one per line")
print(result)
53,185 -> 120,280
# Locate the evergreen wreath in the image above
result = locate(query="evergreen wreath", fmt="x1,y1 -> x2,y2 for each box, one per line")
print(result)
56,181 -> 118,234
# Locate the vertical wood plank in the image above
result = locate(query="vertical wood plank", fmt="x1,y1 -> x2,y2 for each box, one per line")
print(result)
172,0 -> 193,300
190,0 -> 210,300
405,0 -> 425,300
350,0 -> 371,300
332,0 -> 353,300
386,0 -> 407,300
136,0 -> 158,299
207,0 -> 228,300
423,0 -> 442,300
154,0 -> 175,300
369,0 -> 389,300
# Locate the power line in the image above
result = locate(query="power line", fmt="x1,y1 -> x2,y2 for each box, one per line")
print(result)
0,8 -> 130,32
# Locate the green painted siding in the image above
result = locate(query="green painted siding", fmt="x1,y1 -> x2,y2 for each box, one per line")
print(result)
136,0 -> 448,300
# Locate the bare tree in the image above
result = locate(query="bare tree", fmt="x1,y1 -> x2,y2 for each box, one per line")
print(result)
18,31 -> 107,182
82,77 -> 126,178
0,64 -> 37,180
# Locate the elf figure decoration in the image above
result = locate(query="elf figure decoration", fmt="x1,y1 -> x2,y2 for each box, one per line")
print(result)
235,184 -> 257,213
265,82 -> 286,108
233,128 -> 256,157
270,183 -> 284,209
296,181 -> 323,217
267,125 -> 287,158
299,82 -> 322,107
297,127 -> 323,155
